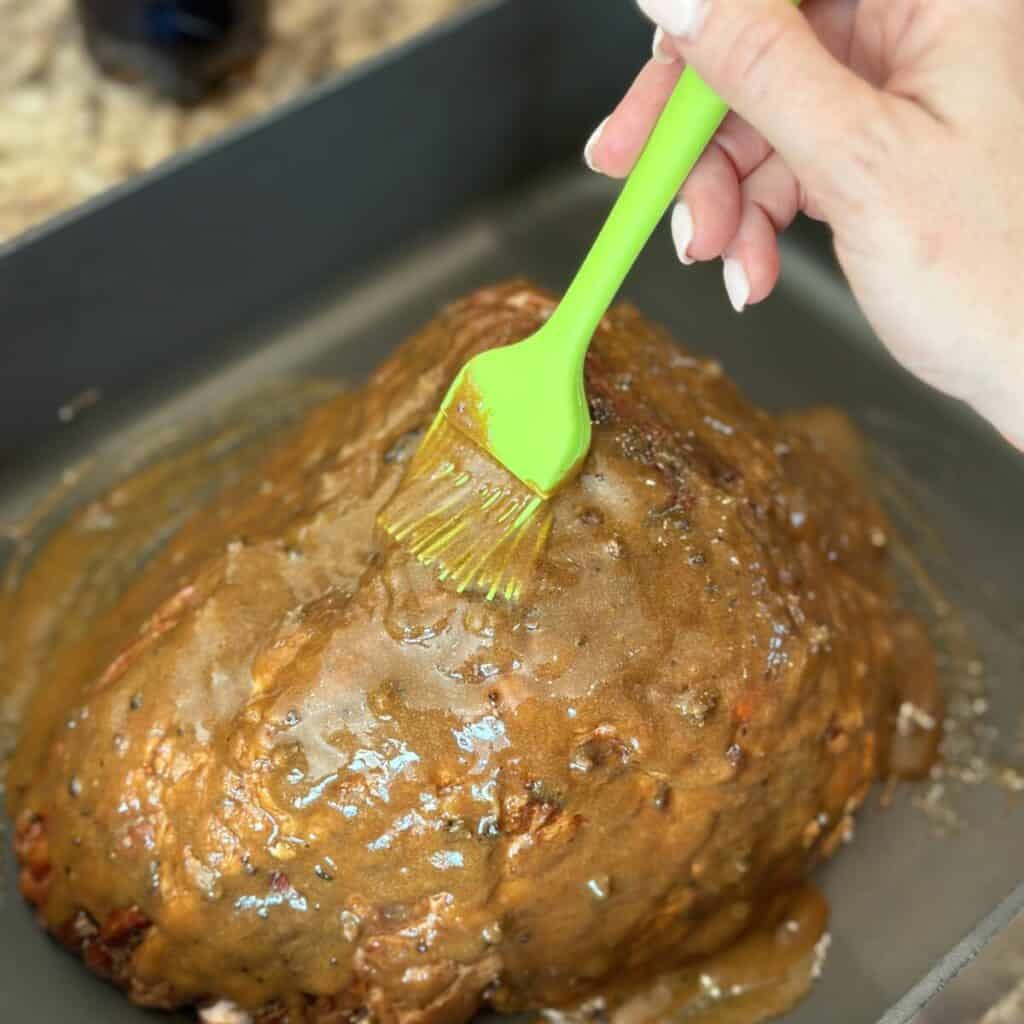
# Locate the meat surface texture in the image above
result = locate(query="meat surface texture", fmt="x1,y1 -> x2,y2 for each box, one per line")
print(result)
6,282 -> 936,1022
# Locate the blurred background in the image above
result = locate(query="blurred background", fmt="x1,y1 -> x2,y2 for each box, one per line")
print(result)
0,0 -> 474,242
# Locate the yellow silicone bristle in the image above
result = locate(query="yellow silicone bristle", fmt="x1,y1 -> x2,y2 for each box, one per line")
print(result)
378,417 -> 550,602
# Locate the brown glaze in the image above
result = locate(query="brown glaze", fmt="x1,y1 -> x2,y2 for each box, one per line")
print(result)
4,282 -> 939,1022
538,883 -> 831,1024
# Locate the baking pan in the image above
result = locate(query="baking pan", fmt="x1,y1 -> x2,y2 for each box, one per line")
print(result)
1,2 -> 1023,1022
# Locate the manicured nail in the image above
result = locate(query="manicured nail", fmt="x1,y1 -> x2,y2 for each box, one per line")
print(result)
723,256 -> 750,312
584,116 -> 609,172
652,27 -> 675,64
637,0 -> 709,40
671,201 -> 695,265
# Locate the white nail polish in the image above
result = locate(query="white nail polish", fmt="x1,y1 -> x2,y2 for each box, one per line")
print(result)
671,202 -> 695,265
637,0 -> 709,40
723,257 -> 750,312
584,116 -> 609,173
652,27 -> 675,64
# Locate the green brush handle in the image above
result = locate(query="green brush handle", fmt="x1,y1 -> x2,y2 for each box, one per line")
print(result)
548,65 -> 728,360
439,5 -> 803,501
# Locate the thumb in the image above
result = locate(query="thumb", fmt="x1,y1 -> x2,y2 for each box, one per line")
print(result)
637,0 -> 882,206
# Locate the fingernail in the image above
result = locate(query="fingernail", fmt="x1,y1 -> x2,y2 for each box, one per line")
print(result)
671,201 -> 695,265
723,256 -> 749,312
584,116 -> 609,172
652,27 -> 675,64
637,0 -> 709,40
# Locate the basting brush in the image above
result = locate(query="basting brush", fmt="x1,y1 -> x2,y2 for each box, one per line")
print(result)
379,66 -> 736,600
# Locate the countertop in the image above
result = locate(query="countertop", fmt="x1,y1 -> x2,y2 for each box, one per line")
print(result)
0,0 -> 474,243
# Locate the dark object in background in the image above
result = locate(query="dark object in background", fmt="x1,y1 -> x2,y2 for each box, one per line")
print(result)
76,0 -> 269,104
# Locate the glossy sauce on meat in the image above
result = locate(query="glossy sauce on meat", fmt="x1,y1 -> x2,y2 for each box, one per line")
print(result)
3,282 -> 940,1023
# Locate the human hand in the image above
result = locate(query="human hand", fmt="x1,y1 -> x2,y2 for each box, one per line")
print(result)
585,0 -> 1024,448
